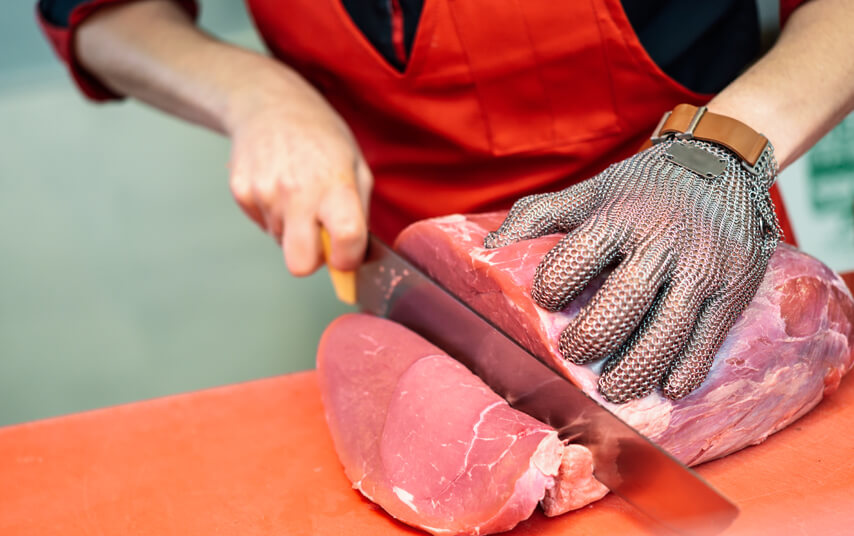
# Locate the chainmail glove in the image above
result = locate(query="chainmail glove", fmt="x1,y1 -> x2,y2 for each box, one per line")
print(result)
484,138 -> 781,403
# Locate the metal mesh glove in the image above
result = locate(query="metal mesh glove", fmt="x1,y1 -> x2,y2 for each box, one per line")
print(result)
484,138 -> 781,403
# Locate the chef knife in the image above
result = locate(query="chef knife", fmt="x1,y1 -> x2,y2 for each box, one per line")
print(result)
322,231 -> 739,536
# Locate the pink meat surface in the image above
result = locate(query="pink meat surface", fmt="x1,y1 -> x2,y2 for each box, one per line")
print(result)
395,212 -> 854,467
317,314 -> 607,535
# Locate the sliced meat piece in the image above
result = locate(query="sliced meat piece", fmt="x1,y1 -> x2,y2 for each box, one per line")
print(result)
540,444 -> 603,516
395,212 -> 854,467
316,314 -> 607,535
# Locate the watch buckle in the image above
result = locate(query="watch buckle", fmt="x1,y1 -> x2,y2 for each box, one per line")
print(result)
650,105 -> 708,144
676,105 -> 707,140
741,140 -> 771,176
650,110 -> 672,144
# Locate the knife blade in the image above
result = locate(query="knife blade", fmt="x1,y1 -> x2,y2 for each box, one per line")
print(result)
352,233 -> 738,536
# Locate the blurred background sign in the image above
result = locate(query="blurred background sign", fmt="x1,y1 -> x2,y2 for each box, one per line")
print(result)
808,118 -> 854,224
778,115 -> 854,275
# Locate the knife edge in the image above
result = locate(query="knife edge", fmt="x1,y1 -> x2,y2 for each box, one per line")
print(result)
355,233 -> 738,536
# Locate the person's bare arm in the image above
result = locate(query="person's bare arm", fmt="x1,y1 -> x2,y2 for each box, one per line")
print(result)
707,0 -> 854,170
76,0 -> 372,276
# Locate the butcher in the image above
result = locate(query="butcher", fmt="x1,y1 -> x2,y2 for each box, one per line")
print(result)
38,0 -> 854,402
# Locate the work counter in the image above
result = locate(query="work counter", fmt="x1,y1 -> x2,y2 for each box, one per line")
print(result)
2,369 -> 852,535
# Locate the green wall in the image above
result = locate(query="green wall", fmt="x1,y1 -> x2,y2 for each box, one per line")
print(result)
0,4 -> 351,426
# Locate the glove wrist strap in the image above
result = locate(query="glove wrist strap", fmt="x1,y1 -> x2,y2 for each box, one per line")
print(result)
651,104 -> 770,173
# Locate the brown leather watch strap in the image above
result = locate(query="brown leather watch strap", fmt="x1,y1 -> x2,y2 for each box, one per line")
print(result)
651,104 -> 769,167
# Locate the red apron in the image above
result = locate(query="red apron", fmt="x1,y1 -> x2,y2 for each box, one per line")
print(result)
246,0 -> 795,245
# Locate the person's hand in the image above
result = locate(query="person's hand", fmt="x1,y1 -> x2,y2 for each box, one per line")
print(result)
72,0 -> 372,277
227,88 -> 372,276
484,139 -> 781,403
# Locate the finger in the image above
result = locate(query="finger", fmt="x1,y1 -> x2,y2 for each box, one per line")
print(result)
483,193 -> 548,248
483,179 -> 601,249
354,157 -> 374,216
558,243 -> 675,364
597,276 -> 710,403
661,293 -> 742,399
317,182 -> 368,271
252,174 -> 285,240
660,249 -> 770,399
531,216 -> 627,311
282,195 -> 323,277
229,162 -> 265,230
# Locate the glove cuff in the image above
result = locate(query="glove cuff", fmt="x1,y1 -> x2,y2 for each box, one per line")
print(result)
651,105 -> 781,243
651,104 -> 773,179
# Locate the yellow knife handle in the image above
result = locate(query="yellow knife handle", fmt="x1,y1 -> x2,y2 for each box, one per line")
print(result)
320,229 -> 357,305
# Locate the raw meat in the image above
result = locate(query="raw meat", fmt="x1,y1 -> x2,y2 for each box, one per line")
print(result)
395,212 -> 854,466
316,314 -> 607,535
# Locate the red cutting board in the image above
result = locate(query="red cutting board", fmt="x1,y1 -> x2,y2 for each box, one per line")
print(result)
1,369 -> 852,536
